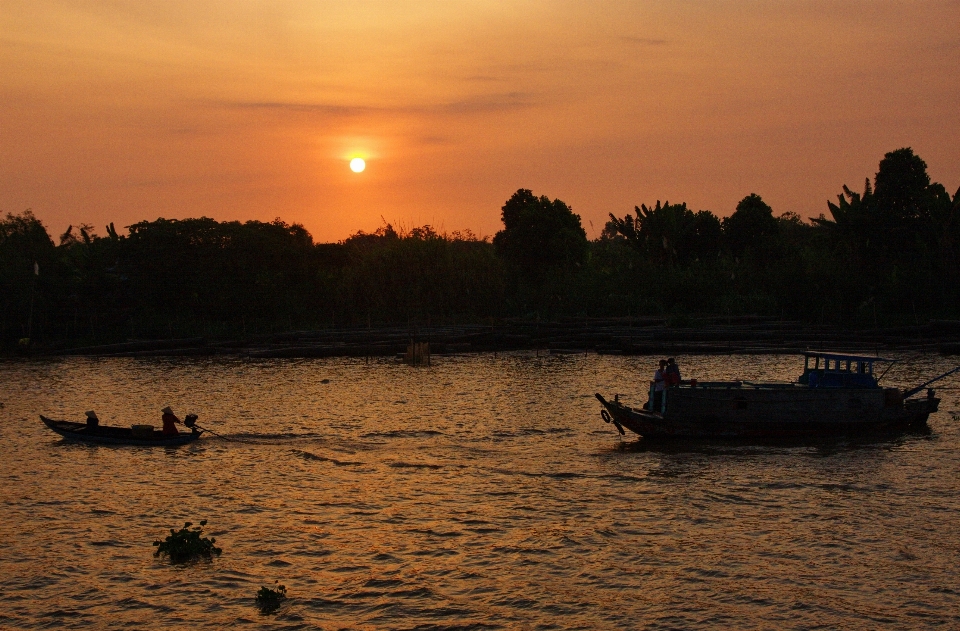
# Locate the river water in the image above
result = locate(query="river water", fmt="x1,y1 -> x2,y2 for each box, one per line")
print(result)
1,352 -> 958,630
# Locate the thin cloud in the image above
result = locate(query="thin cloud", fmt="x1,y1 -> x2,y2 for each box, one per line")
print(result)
621,36 -> 668,46
220,101 -> 376,116
437,92 -> 533,115
215,92 -> 537,117
417,135 -> 453,146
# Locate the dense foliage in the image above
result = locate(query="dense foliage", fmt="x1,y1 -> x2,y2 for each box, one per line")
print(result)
153,520 -> 222,563
493,189 -> 589,313
2,148 -> 957,350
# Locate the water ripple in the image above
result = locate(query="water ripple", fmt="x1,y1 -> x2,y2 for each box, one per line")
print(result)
1,353 -> 959,629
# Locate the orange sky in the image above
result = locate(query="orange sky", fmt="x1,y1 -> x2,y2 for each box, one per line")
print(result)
2,1 -> 958,242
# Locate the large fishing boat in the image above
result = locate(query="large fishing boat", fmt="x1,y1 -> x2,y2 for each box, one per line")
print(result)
596,352 -> 951,439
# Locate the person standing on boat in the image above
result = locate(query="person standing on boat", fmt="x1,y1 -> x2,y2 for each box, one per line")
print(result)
651,360 -> 667,411
665,358 -> 681,387
161,406 -> 181,436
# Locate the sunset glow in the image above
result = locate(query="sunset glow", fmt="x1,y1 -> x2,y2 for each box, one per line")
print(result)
350,158 -> 366,174
1,1 -> 957,242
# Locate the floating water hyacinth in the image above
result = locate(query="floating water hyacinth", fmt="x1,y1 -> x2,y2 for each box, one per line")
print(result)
255,582 -> 287,614
153,520 -> 222,563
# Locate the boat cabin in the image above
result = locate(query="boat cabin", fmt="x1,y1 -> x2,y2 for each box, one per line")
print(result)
798,352 -> 892,388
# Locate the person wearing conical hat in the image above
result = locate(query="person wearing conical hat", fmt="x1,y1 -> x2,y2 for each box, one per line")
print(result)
161,406 -> 180,436
84,410 -> 99,429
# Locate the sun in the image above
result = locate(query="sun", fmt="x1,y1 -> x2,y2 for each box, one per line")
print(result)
350,158 -> 366,173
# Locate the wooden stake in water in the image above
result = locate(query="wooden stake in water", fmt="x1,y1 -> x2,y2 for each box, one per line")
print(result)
404,341 -> 430,366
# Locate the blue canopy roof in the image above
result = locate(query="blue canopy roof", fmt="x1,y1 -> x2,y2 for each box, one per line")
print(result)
803,351 -> 895,363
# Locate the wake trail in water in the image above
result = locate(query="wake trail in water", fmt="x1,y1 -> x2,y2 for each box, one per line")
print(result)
291,448 -> 364,466
198,427 -> 327,445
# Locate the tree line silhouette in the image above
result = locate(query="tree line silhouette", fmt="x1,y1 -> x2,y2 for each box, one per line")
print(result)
2,148 -> 958,350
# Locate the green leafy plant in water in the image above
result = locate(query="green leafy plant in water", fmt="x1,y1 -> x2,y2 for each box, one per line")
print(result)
255,582 -> 287,614
153,520 -> 222,563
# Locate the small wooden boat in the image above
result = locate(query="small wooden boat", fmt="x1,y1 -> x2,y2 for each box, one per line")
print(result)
40,416 -> 203,446
596,352 -> 950,440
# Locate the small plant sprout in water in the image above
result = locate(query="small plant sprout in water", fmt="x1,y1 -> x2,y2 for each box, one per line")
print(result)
153,520 -> 222,563
255,581 -> 287,614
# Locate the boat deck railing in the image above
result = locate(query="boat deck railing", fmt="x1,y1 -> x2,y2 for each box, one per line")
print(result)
739,381 -> 803,388
677,381 -> 801,389
683,380 -> 742,388
645,379 -> 845,414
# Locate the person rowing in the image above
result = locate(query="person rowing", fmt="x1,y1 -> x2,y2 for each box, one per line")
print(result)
161,406 -> 181,436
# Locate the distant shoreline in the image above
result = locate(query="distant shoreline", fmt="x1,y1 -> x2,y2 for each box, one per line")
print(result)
16,317 -> 960,359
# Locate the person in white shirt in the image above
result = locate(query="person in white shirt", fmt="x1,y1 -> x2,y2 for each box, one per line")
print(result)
651,359 -> 667,411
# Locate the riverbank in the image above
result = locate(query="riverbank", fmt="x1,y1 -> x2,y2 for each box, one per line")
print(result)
20,316 -> 960,358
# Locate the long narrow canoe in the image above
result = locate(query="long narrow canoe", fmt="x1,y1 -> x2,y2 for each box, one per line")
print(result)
40,416 -> 202,446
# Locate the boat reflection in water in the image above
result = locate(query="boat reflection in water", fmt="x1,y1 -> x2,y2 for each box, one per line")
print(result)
597,352 -> 946,440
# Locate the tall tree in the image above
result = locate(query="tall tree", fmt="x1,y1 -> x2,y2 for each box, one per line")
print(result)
874,147 -> 932,227
0,211 -> 57,342
722,194 -> 777,258
493,189 -> 588,275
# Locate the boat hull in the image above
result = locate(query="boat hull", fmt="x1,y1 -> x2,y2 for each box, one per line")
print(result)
595,388 -> 939,439
40,416 -> 202,446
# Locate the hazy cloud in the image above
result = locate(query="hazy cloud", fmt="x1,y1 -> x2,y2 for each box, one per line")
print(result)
621,36 -> 668,46
437,92 -> 533,115
220,101 -> 376,117
217,92 -> 536,118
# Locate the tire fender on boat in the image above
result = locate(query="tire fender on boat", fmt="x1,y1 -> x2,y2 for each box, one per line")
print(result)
600,408 -> 625,435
